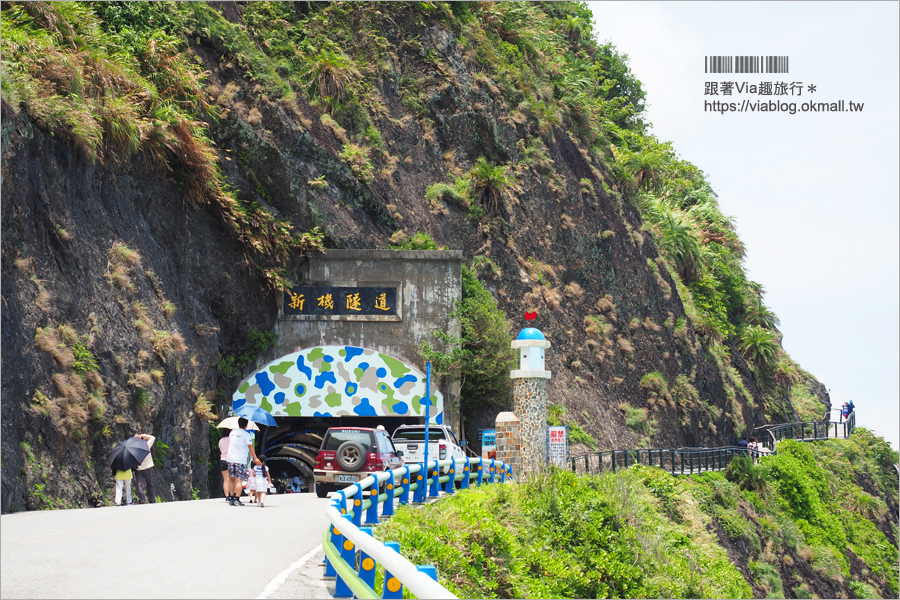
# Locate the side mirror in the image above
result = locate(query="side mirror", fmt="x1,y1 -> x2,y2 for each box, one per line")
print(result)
395,450 -> 404,458
459,440 -> 467,447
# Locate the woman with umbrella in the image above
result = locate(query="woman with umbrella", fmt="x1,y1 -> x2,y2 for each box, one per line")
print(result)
107,436 -> 150,506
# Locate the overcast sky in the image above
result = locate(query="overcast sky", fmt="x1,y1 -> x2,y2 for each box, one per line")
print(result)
588,1 -> 899,450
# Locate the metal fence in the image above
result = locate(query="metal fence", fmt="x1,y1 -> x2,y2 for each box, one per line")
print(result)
568,446 -> 768,476
323,456 -> 511,599
569,413 -> 856,476
754,412 -> 855,451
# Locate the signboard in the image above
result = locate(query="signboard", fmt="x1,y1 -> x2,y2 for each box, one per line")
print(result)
282,286 -> 398,318
480,428 -> 497,459
547,426 -> 568,467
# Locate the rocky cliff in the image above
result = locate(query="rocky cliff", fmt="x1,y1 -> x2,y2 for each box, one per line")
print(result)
1,1 -> 827,512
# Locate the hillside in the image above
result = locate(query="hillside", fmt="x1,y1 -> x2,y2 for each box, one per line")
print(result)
377,430 -> 900,599
1,1 -> 832,512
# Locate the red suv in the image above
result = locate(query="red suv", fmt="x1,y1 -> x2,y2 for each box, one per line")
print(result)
314,427 -> 404,498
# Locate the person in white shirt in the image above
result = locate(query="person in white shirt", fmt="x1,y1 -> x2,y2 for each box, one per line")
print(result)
225,418 -> 261,506
133,433 -> 156,504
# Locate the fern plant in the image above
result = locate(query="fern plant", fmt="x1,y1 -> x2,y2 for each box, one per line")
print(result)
469,157 -> 512,215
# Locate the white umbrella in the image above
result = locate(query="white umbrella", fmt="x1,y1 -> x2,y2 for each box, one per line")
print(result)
217,416 -> 259,430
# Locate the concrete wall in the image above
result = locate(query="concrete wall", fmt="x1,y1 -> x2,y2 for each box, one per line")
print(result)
275,249 -> 463,433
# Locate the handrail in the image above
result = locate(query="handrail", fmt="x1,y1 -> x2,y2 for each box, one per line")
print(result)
569,413 -> 857,476
568,446 -> 769,476
323,456 -> 511,599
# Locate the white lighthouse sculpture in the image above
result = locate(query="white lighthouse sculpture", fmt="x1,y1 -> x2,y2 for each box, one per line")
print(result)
509,326 -> 551,478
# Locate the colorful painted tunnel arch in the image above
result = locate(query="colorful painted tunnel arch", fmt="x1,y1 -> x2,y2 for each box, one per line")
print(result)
232,346 -> 444,423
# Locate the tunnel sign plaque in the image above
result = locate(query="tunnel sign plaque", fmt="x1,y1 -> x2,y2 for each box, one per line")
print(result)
282,286 -> 398,319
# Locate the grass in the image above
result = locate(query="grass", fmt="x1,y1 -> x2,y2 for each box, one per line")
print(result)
375,468 -> 751,599
790,381 -> 826,422
3,2 -> 321,291
640,371 -> 671,407
192,394 -> 216,422
374,430 -> 899,598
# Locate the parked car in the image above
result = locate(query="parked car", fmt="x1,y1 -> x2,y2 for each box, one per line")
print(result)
390,424 -> 466,475
314,427 -> 404,498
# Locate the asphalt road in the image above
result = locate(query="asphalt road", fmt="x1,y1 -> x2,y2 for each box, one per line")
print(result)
0,493 -> 335,599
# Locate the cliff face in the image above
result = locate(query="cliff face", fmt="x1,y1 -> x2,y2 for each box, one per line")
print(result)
1,113 -> 276,511
0,1 -> 825,512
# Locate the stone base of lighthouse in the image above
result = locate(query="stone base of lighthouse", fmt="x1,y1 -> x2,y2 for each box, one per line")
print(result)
513,377 -> 548,479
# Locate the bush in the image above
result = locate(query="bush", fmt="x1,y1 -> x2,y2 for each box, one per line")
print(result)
420,261 -> 515,414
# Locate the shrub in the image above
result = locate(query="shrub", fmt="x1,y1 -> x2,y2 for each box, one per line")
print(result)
419,263 -> 515,414
71,341 -> 98,375
620,403 -> 655,435
724,455 -> 768,493
469,157 -> 512,215
339,142 -> 374,182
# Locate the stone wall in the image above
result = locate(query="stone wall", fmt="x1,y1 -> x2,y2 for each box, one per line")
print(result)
495,411 -> 521,478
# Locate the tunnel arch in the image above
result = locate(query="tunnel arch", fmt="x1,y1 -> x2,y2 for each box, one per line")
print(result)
232,345 -> 444,491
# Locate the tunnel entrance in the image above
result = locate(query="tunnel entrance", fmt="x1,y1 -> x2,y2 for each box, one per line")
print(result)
259,416 -> 425,493
230,249 -> 463,493
236,345 -> 447,493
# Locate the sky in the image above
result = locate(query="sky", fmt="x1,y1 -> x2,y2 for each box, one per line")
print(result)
588,1 -> 900,450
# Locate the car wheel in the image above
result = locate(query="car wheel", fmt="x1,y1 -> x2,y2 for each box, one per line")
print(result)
336,441 -> 366,471
315,483 -> 331,498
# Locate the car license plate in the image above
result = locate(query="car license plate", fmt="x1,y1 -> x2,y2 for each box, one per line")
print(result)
337,474 -> 358,483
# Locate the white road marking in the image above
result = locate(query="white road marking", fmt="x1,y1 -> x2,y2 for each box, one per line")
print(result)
256,543 -> 324,599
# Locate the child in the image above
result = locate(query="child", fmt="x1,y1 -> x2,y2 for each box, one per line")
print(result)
245,460 -> 258,503
252,455 -> 273,508
114,468 -> 133,506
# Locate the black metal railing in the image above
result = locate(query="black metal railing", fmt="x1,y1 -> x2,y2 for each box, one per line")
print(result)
754,412 -> 855,452
569,412 -> 856,476
569,446 -> 768,476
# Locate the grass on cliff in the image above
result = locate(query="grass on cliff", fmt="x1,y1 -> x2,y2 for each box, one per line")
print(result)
1,1 -> 321,290
375,429 -> 898,599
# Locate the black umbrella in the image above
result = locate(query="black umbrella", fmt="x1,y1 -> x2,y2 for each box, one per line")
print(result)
107,437 -> 150,472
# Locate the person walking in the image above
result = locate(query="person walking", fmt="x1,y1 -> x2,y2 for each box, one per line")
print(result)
225,418 -> 261,506
252,455 -> 273,508
133,433 -> 156,504
114,468 -> 133,506
218,433 -> 231,502
747,436 -> 758,462
245,460 -> 258,503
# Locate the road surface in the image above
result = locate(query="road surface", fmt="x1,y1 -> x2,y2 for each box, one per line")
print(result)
0,493 -> 335,599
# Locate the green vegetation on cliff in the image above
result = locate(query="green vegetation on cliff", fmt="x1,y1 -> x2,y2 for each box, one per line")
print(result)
376,430 -> 898,599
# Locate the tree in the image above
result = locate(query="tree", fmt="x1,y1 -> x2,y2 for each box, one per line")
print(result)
420,264 -> 515,414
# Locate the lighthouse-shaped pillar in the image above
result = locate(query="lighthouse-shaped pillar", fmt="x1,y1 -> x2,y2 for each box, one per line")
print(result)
505,326 -> 551,479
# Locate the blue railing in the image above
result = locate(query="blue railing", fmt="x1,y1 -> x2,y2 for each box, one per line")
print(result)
322,456 -> 511,599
